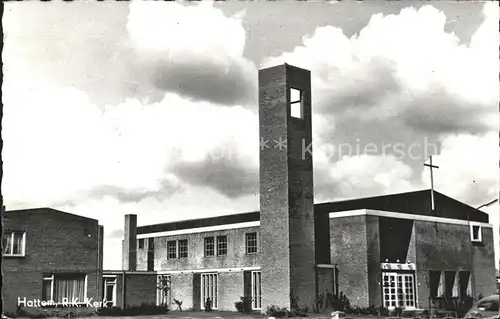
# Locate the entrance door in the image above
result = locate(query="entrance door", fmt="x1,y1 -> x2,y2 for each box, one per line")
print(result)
103,277 -> 116,307
382,272 -> 416,309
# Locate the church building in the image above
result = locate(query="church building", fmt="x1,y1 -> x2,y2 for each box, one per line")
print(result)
105,64 -> 496,313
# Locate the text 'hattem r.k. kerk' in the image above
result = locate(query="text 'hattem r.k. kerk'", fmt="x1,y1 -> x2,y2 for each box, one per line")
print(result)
2,65 -> 496,316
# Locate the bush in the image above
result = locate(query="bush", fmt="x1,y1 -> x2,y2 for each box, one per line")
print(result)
235,296 -> 253,313
13,306 -> 97,318
266,305 -> 289,318
378,306 -> 389,316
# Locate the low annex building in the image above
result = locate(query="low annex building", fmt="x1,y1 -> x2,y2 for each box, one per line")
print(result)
2,206 -> 104,315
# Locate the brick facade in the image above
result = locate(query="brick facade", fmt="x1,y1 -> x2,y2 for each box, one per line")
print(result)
259,64 -> 317,311
3,208 -> 103,315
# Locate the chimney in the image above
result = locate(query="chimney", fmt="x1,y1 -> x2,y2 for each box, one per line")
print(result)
122,214 -> 137,271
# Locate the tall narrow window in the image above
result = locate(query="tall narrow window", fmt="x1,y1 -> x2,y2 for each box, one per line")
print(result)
204,237 -> 215,257
216,236 -> 227,256
290,88 -> 303,119
178,239 -> 188,258
3,232 -> 25,256
252,271 -> 262,310
167,241 -> 177,259
246,232 -> 258,254
201,273 -> 218,309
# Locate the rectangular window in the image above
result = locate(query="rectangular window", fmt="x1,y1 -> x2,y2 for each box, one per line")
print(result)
178,240 -> 188,258
246,232 -> 258,254
138,238 -> 145,250
204,237 -> 215,257
167,241 -> 177,259
290,87 -> 303,119
42,274 -> 87,304
201,273 -> 218,309
252,271 -> 262,310
470,223 -> 482,242
382,272 -> 416,309
216,236 -> 227,256
3,231 -> 25,256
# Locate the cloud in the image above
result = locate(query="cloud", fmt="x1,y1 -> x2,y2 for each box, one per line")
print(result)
2,84 -> 259,209
315,155 -> 416,202
3,1 -> 257,107
424,132 -> 499,207
262,3 -> 498,204
126,1 -> 257,106
263,5 -> 497,136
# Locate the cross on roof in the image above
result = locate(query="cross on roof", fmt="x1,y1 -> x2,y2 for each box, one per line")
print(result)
424,156 -> 439,211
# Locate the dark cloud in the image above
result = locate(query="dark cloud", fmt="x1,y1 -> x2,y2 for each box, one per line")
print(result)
314,58 -> 402,115
172,157 -> 258,199
146,58 -> 258,107
400,88 -> 497,135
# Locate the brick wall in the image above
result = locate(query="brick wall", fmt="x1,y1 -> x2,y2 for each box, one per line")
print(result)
472,227 -> 497,298
259,64 -> 292,310
259,64 -> 317,311
3,209 -> 102,314
366,215 -> 381,307
414,220 -> 496,307
330,215 -> 370,307
124,274 -> 157,307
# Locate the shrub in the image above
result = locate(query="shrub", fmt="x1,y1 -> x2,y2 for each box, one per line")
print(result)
394,306 -> 403,317
204,297 -> 213,312
378,306 -> 389,316
235,296 -> 253,313
266,305 -> 289,318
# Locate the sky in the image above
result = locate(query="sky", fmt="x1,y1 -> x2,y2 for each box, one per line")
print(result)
2,1 -> 499,270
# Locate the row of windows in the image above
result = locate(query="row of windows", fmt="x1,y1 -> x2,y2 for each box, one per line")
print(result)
138,232 -> 258,258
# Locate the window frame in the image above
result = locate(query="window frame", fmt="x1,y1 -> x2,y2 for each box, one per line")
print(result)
289,87 -> 303,119
245,232 -> 258,255
470,223 -> 483,243
167,240 -> 178,259
178,239 -> 188,259
216,236 -> 228,256
201,273 -> 218,310
251,271 -> 262,310
204,237 -> 215,257
3,231 -> 26,257
41,273 -> 88,306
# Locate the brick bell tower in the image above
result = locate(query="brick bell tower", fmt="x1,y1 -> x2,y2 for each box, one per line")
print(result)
259,64 -> 316,311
